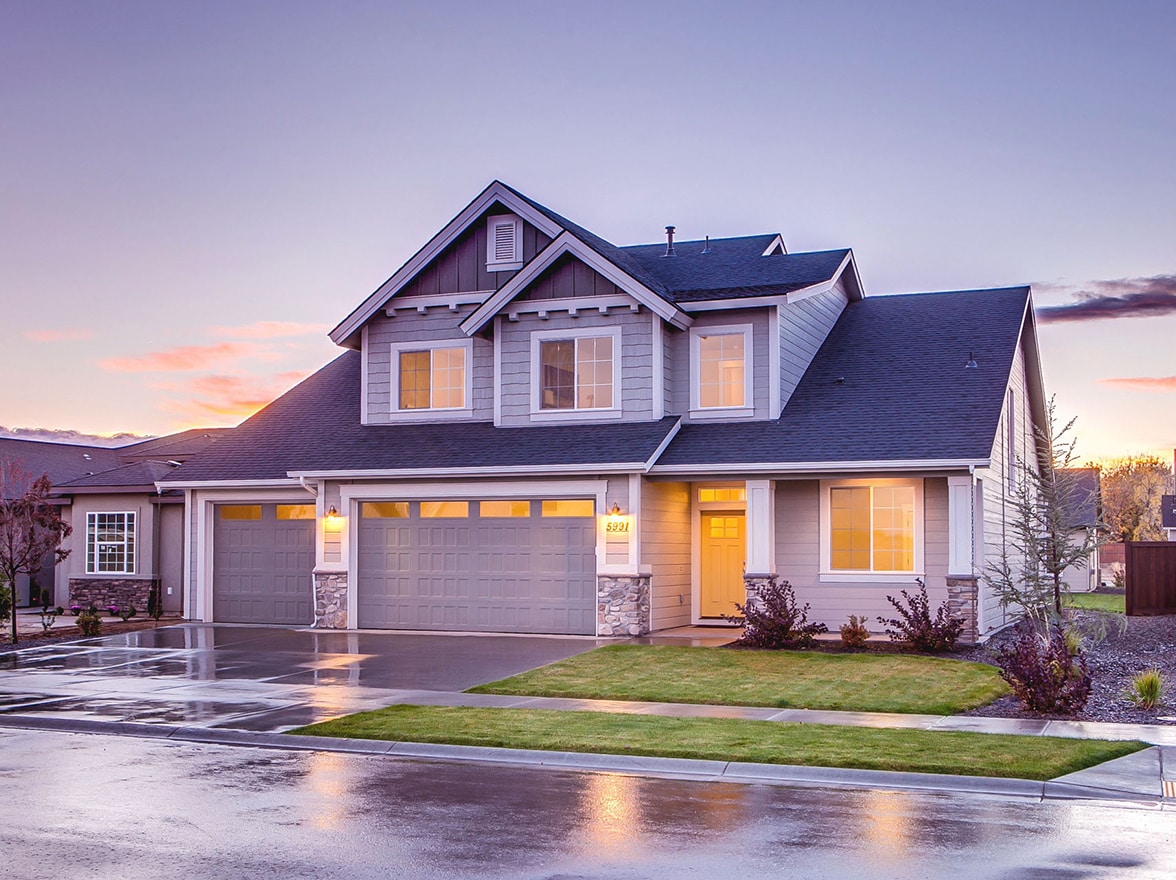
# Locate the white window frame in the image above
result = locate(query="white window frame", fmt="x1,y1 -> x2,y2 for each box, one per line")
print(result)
818,478 -> 924,582
85,511 -> 137,575
388,340 -> 473,420
486,213 -> 523,271
689,323 -> 755,420
529,326 -> 623,422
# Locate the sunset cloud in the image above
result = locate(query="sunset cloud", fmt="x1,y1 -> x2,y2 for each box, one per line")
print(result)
1036,275 -> 1176,323
24,328 -> 94,343
1099,376 -> 1176,392
162,371 -> 309,422
211,320 -> 329,339
100,342 -> 257,373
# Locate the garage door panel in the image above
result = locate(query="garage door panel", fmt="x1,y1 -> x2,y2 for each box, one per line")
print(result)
357,500 -> 596,634
213,505 -> 314,625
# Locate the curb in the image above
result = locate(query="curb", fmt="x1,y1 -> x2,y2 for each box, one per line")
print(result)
0,714 -> 1160,805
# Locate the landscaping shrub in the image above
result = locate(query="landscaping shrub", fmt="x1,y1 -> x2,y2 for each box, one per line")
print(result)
839,615 -> 870,648
725,578 -> 828,649
0,585 -> 10,624
76,609 -> 102,637
147,584 -> 164,621
994,620 -> 1092,714
877,579 -> 964,652
1127,668 -> 1163,710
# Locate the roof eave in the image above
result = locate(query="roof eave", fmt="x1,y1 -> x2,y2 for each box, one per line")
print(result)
650,457 -> 990,476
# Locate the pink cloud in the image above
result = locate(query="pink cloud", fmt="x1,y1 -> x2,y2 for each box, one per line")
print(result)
163,371 -> 309,422
211,321 -> 328,339
100,342 -> 257,373
1099,376 -> 1176,392
24,328 -> 94,342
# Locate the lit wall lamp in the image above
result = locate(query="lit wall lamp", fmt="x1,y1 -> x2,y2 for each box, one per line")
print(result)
325,505 -> 339,520
608,502 -> 622,518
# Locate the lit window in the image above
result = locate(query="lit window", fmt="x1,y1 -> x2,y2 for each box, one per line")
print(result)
698,334 -> 745,408
398,346 -> 466,410
86,512 -> 136,575
218,505 -> 261,521
276,505 -> 316,520
698,487 -> 747,503
830,485 -> 916,572
361,502 -> 409,518
541,499 -> 595,518
479,500 -> 531,518
540,336 -> 613,410
420,501 -> 470,518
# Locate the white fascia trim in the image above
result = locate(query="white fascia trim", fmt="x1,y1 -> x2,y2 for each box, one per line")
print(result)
158,478 -> 305,490
460,233 -> 689,335
650,458 -> 990,476
680,280 -> 832,312
340,478 -> 607,504
762,234 -> 787,256
289,463 -> 653,480
385,291 -> 495,315
330,183 -> 563,346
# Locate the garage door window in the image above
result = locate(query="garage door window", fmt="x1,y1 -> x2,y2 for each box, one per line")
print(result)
219,505 -> 261,520
421,501 -> 470,518
362,502 -> 409,518
479,500 -> 531,518
541,499 -> 595,518
277,504 -> 316,520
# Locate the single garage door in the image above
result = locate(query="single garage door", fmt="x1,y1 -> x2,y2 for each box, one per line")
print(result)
356,498 -> 597,634
213,503 -> 316,624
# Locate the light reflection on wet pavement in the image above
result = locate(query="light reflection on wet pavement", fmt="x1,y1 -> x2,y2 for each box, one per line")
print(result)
2,727 -> 1174,880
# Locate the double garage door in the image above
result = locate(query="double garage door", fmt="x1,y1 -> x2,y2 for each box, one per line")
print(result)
356,499 -> 597,635
212,499 -> 597,634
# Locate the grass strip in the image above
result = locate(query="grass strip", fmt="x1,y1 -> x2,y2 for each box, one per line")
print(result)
290,705 -> 1144,781
1064,593 -> 1125,613
468,644 -> 1009,715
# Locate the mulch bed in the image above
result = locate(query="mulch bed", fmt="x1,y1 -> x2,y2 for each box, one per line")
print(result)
0,618 -> 175,653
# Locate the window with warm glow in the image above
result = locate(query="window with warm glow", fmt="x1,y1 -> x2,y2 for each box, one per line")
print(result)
276,504 -> 316,520
361,502 -> 409,518
397,346 -> 466,410
539,336 -> 613,410
698,487 -> 747,503
830,485 -> 916,572
541,499 -> 595,518
420,501 -> 470,518
698,333 -> 746,408
479,500 -> 531,518
86,511 -> 136,575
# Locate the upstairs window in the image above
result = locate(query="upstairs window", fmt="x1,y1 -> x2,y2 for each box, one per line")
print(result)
392,342 -> 469,412
537,334 -> 615,410
86,511 -> 136,575
690,324 -> 753,415
486,214 -> 523,270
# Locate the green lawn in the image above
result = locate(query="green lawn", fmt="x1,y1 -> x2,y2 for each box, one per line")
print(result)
290,705 -> 1144,781
467,644 -> 1008,715
1064,592 -> 1125,613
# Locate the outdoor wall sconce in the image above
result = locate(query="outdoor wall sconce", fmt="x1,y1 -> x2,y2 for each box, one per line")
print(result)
325,505 -> 339,519
608,502 -> 622,517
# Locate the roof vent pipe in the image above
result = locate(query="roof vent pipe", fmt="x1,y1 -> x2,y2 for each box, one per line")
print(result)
663,225 -> 676,257
701,235 -> 710,255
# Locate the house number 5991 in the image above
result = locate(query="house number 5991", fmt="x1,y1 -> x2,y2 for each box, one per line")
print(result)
605,521 -> 630,533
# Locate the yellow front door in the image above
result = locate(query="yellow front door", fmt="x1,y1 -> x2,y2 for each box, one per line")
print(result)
700,512 -> 746,618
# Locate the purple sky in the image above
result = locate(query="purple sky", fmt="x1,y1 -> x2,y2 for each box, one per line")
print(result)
3,1 -> 1174,460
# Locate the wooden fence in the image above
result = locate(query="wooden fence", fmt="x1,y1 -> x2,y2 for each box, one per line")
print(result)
1125,541 -> 1176,615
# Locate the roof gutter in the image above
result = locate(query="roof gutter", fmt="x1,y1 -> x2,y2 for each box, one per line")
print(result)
649,458 -> 990,476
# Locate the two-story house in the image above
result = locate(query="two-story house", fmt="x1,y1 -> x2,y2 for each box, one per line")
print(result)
160,181 -> 1047,643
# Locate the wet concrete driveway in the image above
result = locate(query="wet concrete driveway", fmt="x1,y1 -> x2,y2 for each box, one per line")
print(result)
0,624 -> 603,731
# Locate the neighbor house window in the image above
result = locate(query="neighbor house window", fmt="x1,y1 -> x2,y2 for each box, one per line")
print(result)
530,329 -> 620,414
86,512 -> 136,575
391,342 -> 469,412
690,324 -> 753,414
827,482 -> 919,573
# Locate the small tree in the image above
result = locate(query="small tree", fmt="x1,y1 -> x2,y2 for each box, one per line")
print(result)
985,399 -> 1101,622
1100,454 -> 1173,542
0,462 -> 72,643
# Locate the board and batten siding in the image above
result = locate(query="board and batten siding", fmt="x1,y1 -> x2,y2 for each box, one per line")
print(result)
497,309 -> 656,425
364,307 -> 494,423
974,338 -> 1034,635
397,214 -> 551,297
668,308 -> 774,421
641,480 -> 692,630
778,279 -> 850,410
517,253 -> 625,301
772,478 -> 950,631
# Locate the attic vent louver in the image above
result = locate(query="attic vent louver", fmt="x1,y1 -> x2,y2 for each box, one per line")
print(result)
663,225 -> 676,257
493,221 -> 516,262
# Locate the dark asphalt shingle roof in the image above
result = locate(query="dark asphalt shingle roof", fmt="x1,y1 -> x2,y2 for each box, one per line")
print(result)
161,353 -> 681,482
656,286 -> 1031,467
0,439 -> 124,495
57,460 -> 179,490
1059,468 -> 1101,528
117,429 -> 228,461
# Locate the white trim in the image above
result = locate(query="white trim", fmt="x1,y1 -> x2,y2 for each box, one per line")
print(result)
627,473 -> 643,576
651,311 -> 665,420
689,323 -> 754,415
529,325 -> 623,419
762,234 -> 787,256
817,477 -> 925,579
643,417 -> 682,471
745,478 -> 775,575
385,291 -> 494,314
360,325 -> 370,424
290,462 -> 653,479
339,478 -> 607,505
160,478 -> 303,490
651,458 -> 989,475
460,232 -> 690,335
504,294 -> 638,321
387,338 -> 474,419
492,315 -> 503,427
768,306 -> 781,417
947,474 -> 975,576
330,182 -> 563,346
485,213 -> 523,270
182,489 -> 193,618
680,251 -> 861,312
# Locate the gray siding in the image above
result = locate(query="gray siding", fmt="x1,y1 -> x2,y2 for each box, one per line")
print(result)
773,477 -> 950,632
399,214 -> 551,297
497,309 -> 656,426
364,307 -> 494,423
669,308 -> 775,421
518,254 -> 624,301
642,480 -> 692,630
59,493 -> 160,583
778,279 -> 849,410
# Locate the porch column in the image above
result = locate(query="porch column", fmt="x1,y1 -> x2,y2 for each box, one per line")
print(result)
947,475 -> 979,644
743,479 -> 776,605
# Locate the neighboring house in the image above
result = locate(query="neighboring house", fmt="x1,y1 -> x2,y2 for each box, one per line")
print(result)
0,430 -> 226,609
1162,494 -> 1176,542
1060,467 -> 1102,592
160,181 -> 1049,643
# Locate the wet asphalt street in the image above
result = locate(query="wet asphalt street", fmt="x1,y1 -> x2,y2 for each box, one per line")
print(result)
4,727 -> 1175,880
